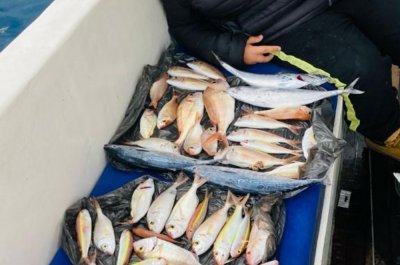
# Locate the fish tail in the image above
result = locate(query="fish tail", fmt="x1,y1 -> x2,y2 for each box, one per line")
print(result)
204,132 -> 219,147
89,197 -> 100,210
225,190 -> 236,208
193,174 -> 208,188
149,100 -> 157,109
288,125 -> 302,135
229,190 -> 242,206
173,172 -> 189,188
175,136 -> 185,146
282,154 -> 301,165
342,77 -> 364,94
240,194 -> 250,207
287,139 -> 302,148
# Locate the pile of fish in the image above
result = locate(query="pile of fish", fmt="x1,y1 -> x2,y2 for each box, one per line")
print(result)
66,175 -> 285,265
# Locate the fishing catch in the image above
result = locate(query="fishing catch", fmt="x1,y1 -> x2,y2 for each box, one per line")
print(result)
130,178 -> 155,224
157,93 -> 178,129
234,114 -> 302,135
187,60 -> 226,80
149,73 -> 169,109
123,138 -> 180,155
167,66 -> 210,80
140,109 -> 157,139
92,198 -> 116,255
227,129 -> 300,148
116,230 -> 134,265
186,190 -> 211,240
254,106 -> 312,121
75,209 -> 93,264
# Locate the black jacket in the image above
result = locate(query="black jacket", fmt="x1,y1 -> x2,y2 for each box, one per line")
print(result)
162,0 -> 335,67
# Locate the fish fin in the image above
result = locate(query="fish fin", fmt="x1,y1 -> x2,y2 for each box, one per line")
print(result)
287,140 -> 302,148
230,191 -> 242,206
282,154 -> 301,165
89,197 -> 100,210
342,77 -> 364,94
240,194 -> 250,207
251,161 -> 264,171
288,125 -> 303,135
204,132 -> 220,147
240,106 -> 254,116
225,190 -> 235,208
393,172 -> 400,184
193,174 -> 208,188
173,172 -> 189,188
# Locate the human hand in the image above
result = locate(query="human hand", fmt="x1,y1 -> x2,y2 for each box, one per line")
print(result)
243,35 -> 281,65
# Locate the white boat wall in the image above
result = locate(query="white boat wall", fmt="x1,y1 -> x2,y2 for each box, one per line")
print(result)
0,0 -> 169,264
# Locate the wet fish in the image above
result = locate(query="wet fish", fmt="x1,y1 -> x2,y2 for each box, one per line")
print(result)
213,194 -> 250,265
130,178 -> 155,223
234,114 -> 302,135
214,146 -> 299,170
240,140 -> 301,156
129,258 -> 167,265
176,92 -> 204,146
192,191 -> 237,255
75,209 -> 92,263
230,207 -> 251,258
157,93 -> 178,129
134,237 -> 201,265
147,174 -> 189,233
193,165 -> 327,194
214,53 -> 328,88
92,198 -> 116,255
168,66 -> 210,80
132,227 -> 178,244
116,229 -> 134,265
166,175 -> 207,239
201,126 -> 218,156
227,129 -> 300,148
167,77 -> 215,91
227,78 -> 363,108
302,126 -> 317,159
140,109 -> 157,139
264,162 -> 306,179
203,86 -> 235,147
124,138 -> 180,155
186,190 -> 211,240
149,73 -> 169,109
254,106 -> 312,121
187,60 -> 226,80
183,119 -> 203,156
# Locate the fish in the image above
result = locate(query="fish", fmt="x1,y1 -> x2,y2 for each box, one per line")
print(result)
201,126 -> 218,156
240,140 -> 302,156
186,190 -> 211,240
230,207 -> 251,258
246,196 -> 279,265
214,53 -> 328,88
183,119 -> 203,156
254,106 -> 312,121
187,60 -> 226,80
192,190 -> 237,255
167,77 -> 215,91
75,209 -> 92,264
149,73 -> 169,109
147,174 -> 189,233
132,226 -> 178,244
128,258 -> 167,265
157,93 -> 178,129
214,146 -> 299,170
193,165 -> 327,194
260,261 -> 279,265
130,178 -> 155,224
227,78 -> 363,108
302,126 -> 317,159
203,85 -> 235,147
140,109 -> 157,139
123,138 -> 180,155
213,194 -> 250,265
92,198 -> 116,255
227,129 -> 300,148
165,175 -> 207,239
234,114 -> 302,135
133,237 -> 201,265
264,162 -> 306,179
167,66 -> 210,80
116,229 -> 134,265
175,92 -> 204,146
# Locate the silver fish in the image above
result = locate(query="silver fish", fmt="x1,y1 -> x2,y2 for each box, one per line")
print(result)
234,114 -> 302,135
167,77 -> 215,91
130,178 -> 155,223
92,198 -> 116,255
140,109 -> 157,139
227,128 -> 300,148
124,138 -> 180,155
227,78 -> 363,108
167,66 -> 210,80
149,73 -> 169,109
187,60 -> 226,80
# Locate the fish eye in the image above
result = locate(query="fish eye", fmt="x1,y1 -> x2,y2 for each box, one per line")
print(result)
193,241 -> 199,245
170,225 -> 175,229
214,251 -> 219,256
139,246 -> 144,252
237,250 -> 241,254
150,221 -> 154,225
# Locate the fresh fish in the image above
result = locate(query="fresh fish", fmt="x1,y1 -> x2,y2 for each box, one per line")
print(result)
193,165 -> 327,194
75,209 -> 92,263
230,207 -> 251,258
227,129 -> 300,148
124,138 -> 180,155
186,190 -> 211,240
176,92 -> 204,146
130,178 -> 155,224
167,77 -> 215,91
133,237 -> 201,265
264,162 -> 306,179
157,93 -> 178,129
187,60 -> 226,80
192,191 -> 237,255
254,106 -> 312,121
104,145 -> 216,171
227,78 -> 363,108
132,226 -> 178,244
240,140 -> 301,156
213,194 -> 250,265
214,146 -> 299,170
246,196 -> 279,265
149,73 -> 169,109
168,66 -> 210,80
92,198 -> 116,255
165,175 -> 207,239
214,53 -> 328,88
302,126 -> 317,159
147,174 -> 189,233
116,229 -> 134,265
140,109 -> 157,139
129,258 -> 167,265
201,126 -> 218,156
183,119 -> 203,156
203,86 -> 235,147
234,114 -> 302,135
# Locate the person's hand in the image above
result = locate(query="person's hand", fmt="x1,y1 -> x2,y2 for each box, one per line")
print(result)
243,35 -> 281,65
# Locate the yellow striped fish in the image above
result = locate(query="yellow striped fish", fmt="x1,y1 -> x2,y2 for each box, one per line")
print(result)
116,229 -> 134,265
75,209 -> 92,263
186,190 -> 211,240
230,207 -> 251,258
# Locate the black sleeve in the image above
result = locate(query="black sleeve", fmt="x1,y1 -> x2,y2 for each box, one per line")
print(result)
161,0 -> 248,67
